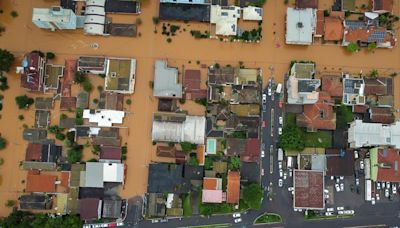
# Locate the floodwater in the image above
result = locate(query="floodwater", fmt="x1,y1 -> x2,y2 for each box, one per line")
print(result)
1,0 -> 400,216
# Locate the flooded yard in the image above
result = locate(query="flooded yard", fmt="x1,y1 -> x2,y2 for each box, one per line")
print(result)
0,0 -> 400,216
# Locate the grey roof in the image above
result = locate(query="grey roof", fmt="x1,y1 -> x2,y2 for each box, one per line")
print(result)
60,117 -> 76,129
105,0 -> 140,13
71,164 -> 85,187
35,97 -> 53,110
35,110 -> 50,128
23,128 -> 48,143
208,67 -> 235,85
41,144 -> 62,163
76,91 -> 89,109
298,79 -> 321,92
85,162 -> 104,188
102,199 -> 122,218
159,3 -> 211,22
147,163 -> 190,194
240,162 -> 260,183
286,8 -> 316,45
19,194 -> 52,210
154,60 -> 182,98
22,161 -> 57,171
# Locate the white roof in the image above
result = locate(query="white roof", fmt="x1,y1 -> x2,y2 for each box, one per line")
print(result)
83,109 -> 125,127
84,1 -> 105,35
348,120 -> 400,149
85,162 -> 104,188
86,0 -> 106,6
242,6 -> 263,21
152,115 -> 206,144
365,12 -> 379,20
103,163 -> 124,183
210,5 -> 240,36
286,8 -> 316,45
32,7 -> 75,23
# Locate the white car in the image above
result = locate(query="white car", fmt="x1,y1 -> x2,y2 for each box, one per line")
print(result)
268,87 -> 272,96
360,160 -> 364,169
338,210 -> 344,215
234,218 -> 242,223
261,150 -> 265,158
324,189 -> 329,194
283,172 -> 287,180
337,206 -> 344,211
355,178 -> 360,186
392,184 -> 397,194
261,169 -> 265,176
385,188 -> 390,197
279,169 -> 283,177
327,208 -> 334,212
340,183 -> 344,191
279,116 -> 283,125
262,94 -> 267,103
278,179 -> 283,187
278,162 -> 282,169
343,210 -> 355,215
336,178 -> 340,184
386,182 -> 391,189
325,212 -> 333,216
371,198 -> 376,205
340,176 -> 344,180
376,193 -> 380,201
354,150 -> 359,159
278,127 -> 282,135
382,182 -> 386,189
232,213 -> 241,218
335,183 -> 340,192
288,187 -> 294,192
377,182 -> 381,190
288,169 -> 292,177
330,176 -> 334,180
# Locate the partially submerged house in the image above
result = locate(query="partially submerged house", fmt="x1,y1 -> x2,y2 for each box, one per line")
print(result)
105,58 -> 136,94
153,60 -> 182,99
19,52 -> 46,92
286,8 -> 316,45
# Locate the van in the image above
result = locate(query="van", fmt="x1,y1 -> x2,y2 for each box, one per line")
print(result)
287,156 -> 293,168
276,83 -> 282,94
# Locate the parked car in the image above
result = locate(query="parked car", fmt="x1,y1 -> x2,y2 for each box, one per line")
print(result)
340,176 -> 344,180
325,212 -> 333,216
336,178 -> 340,184
261,150 -> 265,158
279,116 -> 283,125
382,182 -> 386,189
278,127 -> 282,135
335,184 -> 340,192
340,183 -> 344,191
278,161 -> 282,169
279,169 -> 283,177
288,187 -> 294,192
232,213 -> 241,218
261,169 -> 264,176
337,206 -> 344,211
385,189 -> 390,197
377,182 -> 381,190
234,218 -> 242,223
360,160 -> 364,169
376,193 -> 380,201
262,94 -> 267,103
386,182 -> 391,189
392,184 -> 397,194
355,178 -> 360,186
262,120 -> 266,128
283,172 -> 287,180
327,208 -> 334,212
268,87 -> 272,96
278,179 -> 283,187
371,198 -> 376,205
330,176 -> 334,180
288,168 -> 292,177
338,210 -> 344,215
324,189 -> 329,194
343,210 -> 355,215
354,150 -> 359,159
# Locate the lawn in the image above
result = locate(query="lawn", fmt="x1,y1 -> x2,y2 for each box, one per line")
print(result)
199,203 -> 233,216
188,224 -> 230,228
254,213 -> 282,224
302,130 -> 332,148
183,194 -> 192,216
286,112 -> 296,126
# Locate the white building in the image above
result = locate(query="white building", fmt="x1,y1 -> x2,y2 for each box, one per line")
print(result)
84,0 -> 106,35
83,162 -> 124,188
286,8 -> 316,45
348,120 -> 400,149
32,6 -> 82,31
242,6 -> 263,21
210,5 -> 241,36
83,109 -> 125,127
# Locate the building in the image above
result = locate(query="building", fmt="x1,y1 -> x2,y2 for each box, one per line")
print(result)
147,163 -> 190,194
105,58 -> 136,94
202,177 -> 224,203
83,162 -> 124,188
100,146 -> 122,162
293,170 -> 325,210
83,109 -> 125,127
19,194 -> 53,210
208,66 -> 235,85
287,76 -> 320,104
369,107 -> 395,124
159,0 -> 211,22
102,199 -> 122,218
296,0 -> 318,8
370,147 -> 400,182
32,6 -> 81,31
341,0 -> 356,11
324,15 -> 344,41
241,139 -> 261,162
342,75 -> 365,106
326,149 -> 355,177
153,60 -> 182,98
152,113 -> 205,144
19,52 -> 46,92
84,0 -> 106,35
147,193 -> 166,217
242,6 -> 263,21
77,56 -> 107,74
183,69 -> 207,100
226,171 -> 240,204
321,75 -> 343,98
26,172 -> 57,193
342,21 -> 396,48
79,198 -> 102,221
348,120 -> 400,149
210,5 -> 241,36
372,0 -> 393,13
286,8 -> 316,45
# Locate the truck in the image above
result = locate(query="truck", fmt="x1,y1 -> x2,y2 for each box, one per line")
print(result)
365,179 -> 372,201
278,148 -> 283,161
276,83 -> 282,94
287,156 -> 293,168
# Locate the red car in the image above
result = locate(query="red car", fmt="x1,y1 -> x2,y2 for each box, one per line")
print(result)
262,120 -> 266,128
279,101 -> 283,108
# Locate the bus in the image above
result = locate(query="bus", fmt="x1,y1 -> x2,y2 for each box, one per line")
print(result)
365,179 -> 372,201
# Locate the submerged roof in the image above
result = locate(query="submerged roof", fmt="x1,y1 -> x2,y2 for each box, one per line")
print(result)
154,60 -> 182,98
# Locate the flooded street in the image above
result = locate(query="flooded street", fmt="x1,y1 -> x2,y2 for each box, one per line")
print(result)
0,0 -> 400,216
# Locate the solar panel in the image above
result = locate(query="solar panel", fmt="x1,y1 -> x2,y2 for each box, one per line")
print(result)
368,30 -> 385,43
345,21 -> 366,29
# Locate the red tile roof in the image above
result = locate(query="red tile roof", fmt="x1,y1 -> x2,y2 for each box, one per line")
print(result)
26,173 -> 57,193
321,75 -> 343,97
197,145 -> 205,166
294,170 -> 324,209
100,146 -> 122,160
315,10 -> 325,36
62,59 -> 76,97
79,198 -> 101,220
203,178 -> 218,190
241,139 -> 261,162
226,171 -> 240,204
296,92 -> 336,131
364,78 -> 389,96
377,148 -> 400,182
156,145 -> 176,158
61,171 -> 70,188
60,97 -> 77,110
296,0 -> 318,8
183,69 -> 207,100
370,107 -> 395,124
20,52 -> 45,92
324,16 -> 344,41
25,143 -> 43,161
373,0 -> 393,12
353,105 -> 368,113
344,27 -> 395,47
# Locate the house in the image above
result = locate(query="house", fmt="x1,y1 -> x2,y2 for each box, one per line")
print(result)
290,63 -> 315,79
296,0 -> 318,8
60,97 -> 77,110
348,120 -> 400,149
77,56 -> 107,74
342,21 -> 396,48
226,116 -> 260,139
342,75 -> 365,106
84,0 -> 106,35
370,147 -> 400,182
341,0 -> 355,11
326,149 -> 355,177
76,91 -> 89,109
210,5 -> 241,36
159,0 -> 211,22
240,162 -> 260,183
372,0 -> 393,13
79,198 -> 102,221
83,162 -> 124,188
79,187 -> 104,199
364,77 -> 393,96
35,110 -> 50,128
147,163 -> 190,194
105,0 -> 141,14
56,193 -> 69,215
100,146 -> 122,162
241,138 -> 261,162
208,66 -> 235,85
293,170 -> 325,210
202,177 -> 224,203
22,161 -> 57,171
35,97 -> 54,110
83,109 -> 125,127
197,144 -> 205,166
70,164 -> 85,188
102,199 -> 122,218
287,76 -> 320,104
324,15 -> 344,41
32,6 -> 82,31
321,75 -> 343,98
296,92 -> 336,131
152,113 -> 206,144
286,8 -> 316,45
166,194 -> 183,217
26,172 -> 57,193
105,58 -> 136,94
98,92 -> 124,111
226,171 -> 240,204
156,145 -> 177,158
60,117 -> 76,129
19,194 -> 53,210
183,69 -> 207,100
242,6 -> 263,21
147,193 -> 166,217
153,60 -> 182,98
230,87 -> 260,104
19,52 -> 46,92
226,138 -> 246,156
23,128 -> 48,143
315,10 -> 324,38
184,165 -> 204,185
44,64 -> 64,91
369,107 -> 395,124
236,68 -> 259,86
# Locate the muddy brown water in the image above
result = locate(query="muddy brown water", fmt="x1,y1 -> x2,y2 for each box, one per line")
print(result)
0,0 -> 400,216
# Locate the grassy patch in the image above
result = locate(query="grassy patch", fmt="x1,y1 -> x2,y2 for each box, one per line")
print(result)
254,213 -> 282,224
183,194 -> 192,217
188,224 -> 230,228
302,130 -> 332,148
286,112 -> 296,126
199,203 -> 233,216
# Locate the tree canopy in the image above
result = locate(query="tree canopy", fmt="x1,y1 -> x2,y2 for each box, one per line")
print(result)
335,104 -> 354,129
15,95 -> 34,109
279,124 -> 305,151
346,42 -> 360,53
243,183 -> 263,210
228,156 -> 240,171
0,136 -> 6,150
0,49 -> 15,72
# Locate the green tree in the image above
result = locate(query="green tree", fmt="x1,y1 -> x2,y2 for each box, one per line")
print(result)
346,42 -> 360,53
74,71 -> 86,84
370,69 -> 379,78
180,142 -> 196,152
67,145 -> 83,163
56,133 -> 66,141
5,200 -> 15,208
336,104 -> 354,129
10,11 -> 18,17
228,156 -> 240,171
243,183 -> 263,210
0,74 -> 9,91
15,95 -> 34,109
152,17 -> 160,25
46,52 -> 55,59
368,42 -> 377,52
0,48 -> 15,72
279,125 -> 305,151
82,79 -> 92,92
188,155 -> 199,166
